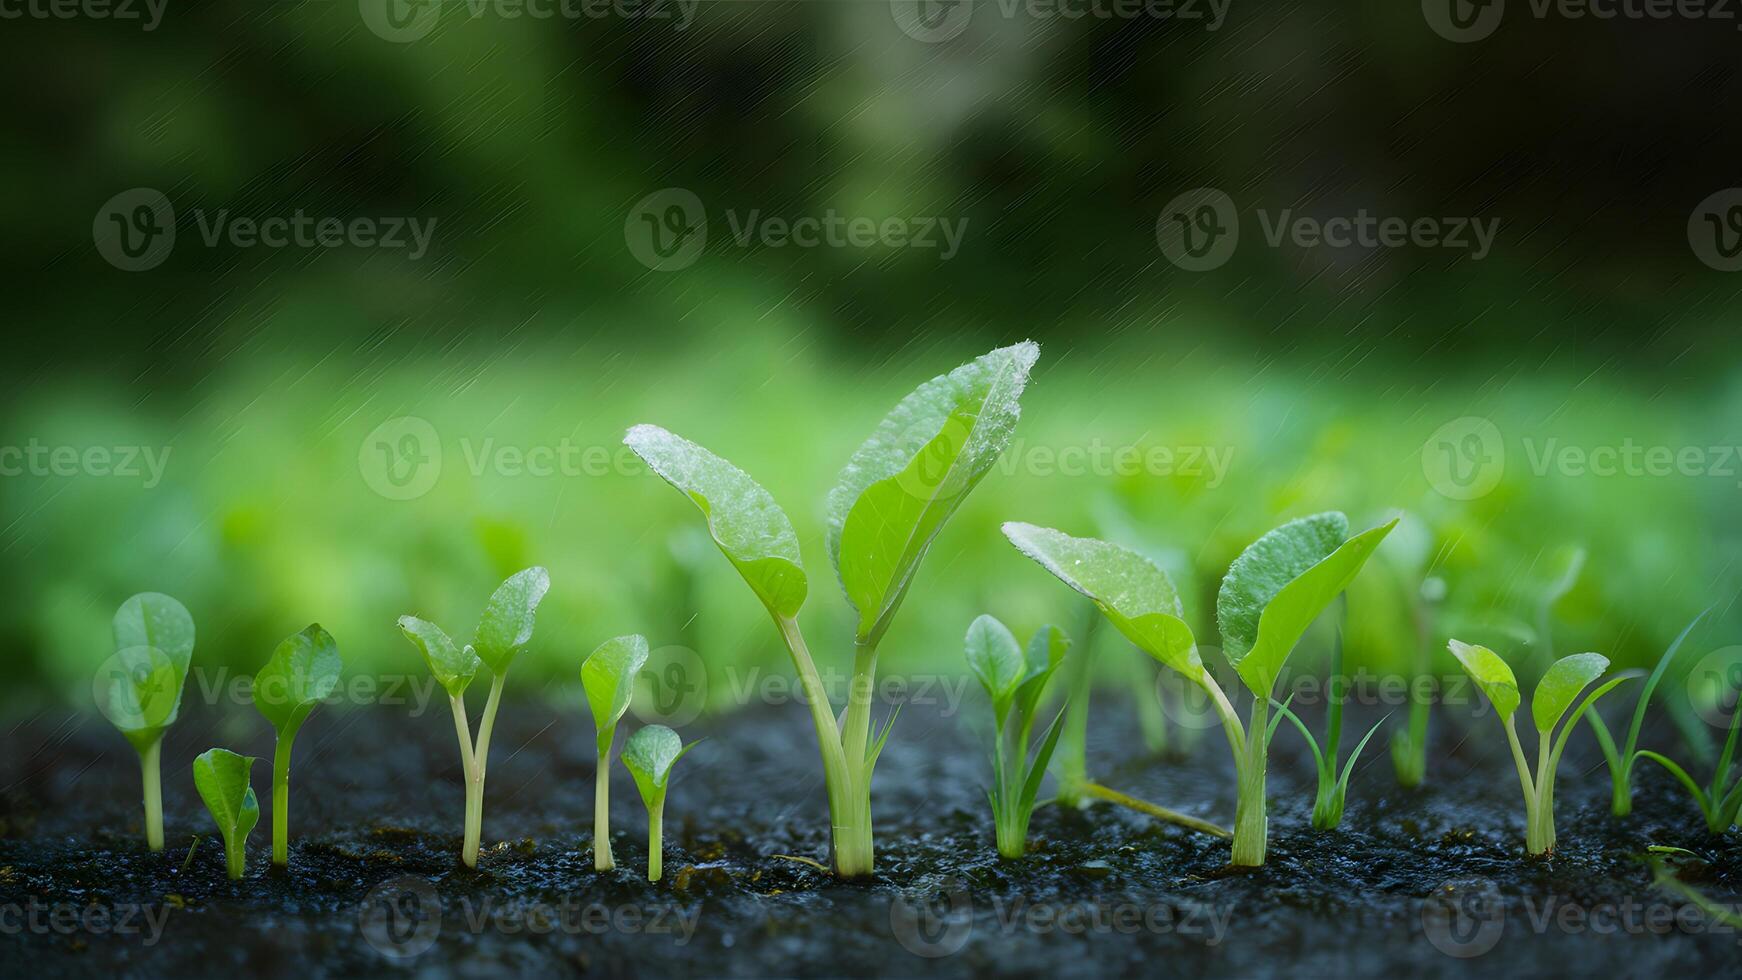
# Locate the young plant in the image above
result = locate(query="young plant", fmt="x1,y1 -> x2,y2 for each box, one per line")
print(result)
1447,640 -> 1633,855
1049,602 -> 1100,808
1004,512 -> 1395,866
624,342 -> 1039,877
620,724 -> 697,882
964,615 -> 1070,858
192,748 -> 259,880
1633,678 -> 1742,834
1270,599 -> 1388,830
1584,609 -> 1708,816
251,624 -> 342,867
582,634 -> 651,871
95,592 -> 195,852
398,567 -> 550,868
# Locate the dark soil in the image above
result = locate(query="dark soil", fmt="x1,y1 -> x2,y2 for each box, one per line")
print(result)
2,693 -> 1740,978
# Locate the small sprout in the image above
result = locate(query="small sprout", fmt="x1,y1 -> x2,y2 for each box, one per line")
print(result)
965,615 -> 1070,858
1585,608 -> 1709,816
95,593 -> 195,852
582,634 -> 651,871
620,724 -> 697,882
1632,672 -> 1742,833
192,748 -> 260,880
252,624 -> 342,867
398,566 -> 550,867
1448,640 -> 1635,855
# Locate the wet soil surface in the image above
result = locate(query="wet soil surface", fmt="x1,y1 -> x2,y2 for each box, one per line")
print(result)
2,694 -> 1740,978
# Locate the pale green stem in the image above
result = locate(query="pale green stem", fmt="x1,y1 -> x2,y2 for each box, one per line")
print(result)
271,719 -> 302,866
647,799 -> 665,882
449,693 -> 480,868
773,616 -> 868,876
594,730 -> 615,871
1529,734 -> 1556,855
1230,697 -> 1270,867
224,831 -> 246,880
140,739 -> 164,852
461,672 -> 506,868
1501,716 -> 1546,854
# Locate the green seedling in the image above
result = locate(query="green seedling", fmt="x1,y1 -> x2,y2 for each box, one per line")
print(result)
252,624 -> 342,867
1448,640 -> 1634,855
1004,512 -> 1395,866
621,724 -> 697,882
1270,599 -> 1389,830
964,615 -> 1070,858
1632,678 -> 1742,834
1585,609 -> 1709,817
582,634 -> 651,871
95,593 -> 195,852
1049,603 -> 1100,808
625,342 -> 1038,877
192,748 -> 259,880
399,566 -> 550,868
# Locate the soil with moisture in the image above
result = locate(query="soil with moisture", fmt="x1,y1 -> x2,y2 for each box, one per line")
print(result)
3,695 -> 1740,978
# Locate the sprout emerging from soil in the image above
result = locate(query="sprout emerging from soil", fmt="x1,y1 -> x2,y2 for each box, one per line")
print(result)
620,724 -> 697,882
964,615 -> 1069,859
192,747 -> 259,880
1584,608 -> 1708,817
95,592 -> 195,852
252,623 -> 342,867
1632,667 -> 1742,834
398,567 -> 550,868
1003,512 -> 1395,866
582,634 -> 650,871
623,343 -> 1039,877
1448,640 -> 1635,855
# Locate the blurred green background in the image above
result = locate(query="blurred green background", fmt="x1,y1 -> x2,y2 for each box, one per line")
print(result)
3,1 -> 1740,715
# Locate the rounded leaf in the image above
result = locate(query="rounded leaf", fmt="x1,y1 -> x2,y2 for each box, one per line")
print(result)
94,645 -> 185,749
620,724 -> 693,807
113,592 -> 194,678
583,634 -> 651,732
397,615 -> 480,699
964,615 -> 1024,706
1447,639 -> 1520,719
1532,652 -> 1611,733
473,566 -> 551,673
252,624 -> 343,733
193,747 -> 260,840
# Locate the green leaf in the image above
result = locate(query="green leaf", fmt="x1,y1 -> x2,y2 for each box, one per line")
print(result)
252,624 -> 342,733
623,424 -> 808,619
964,615 -> 1025,715
1001,523 -> 1201,680
1219,514 -> 1397,696
1532,652 -> 1611,733
621,724 -> 696,807
397,615 -> 480,699
829,343 -> 1038,641
1013,625 -> 1070,725
113,592 -> 195,678
193,748 -> 260,843
1019,707 -> 1068,817
96,645 -> 185,751
1447,639 -> 1521,719
583,635 -> 651,734
473,566 -> 550,674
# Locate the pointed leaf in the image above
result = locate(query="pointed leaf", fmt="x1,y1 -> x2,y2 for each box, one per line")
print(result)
866,703 -> 903,772
397,615 -> 480,699
583,635 -> 651,733
621,724 -> 692,807
964,614 -> 1025,713
624,424 -> 807,619
1018,707 -> 1068,817
1338,715 -> 1392,794
1447,639 -> 1520,719
1013,625 -> 1070,724
252,624 -> 343,733
829,343 -> 1037,640
1001,522 -> 1201,680
473,566 -> 550,674
1532,652 -> 1611,734
193,748 -> 260,841
1219,514 -> 1397,696
113,592 -> 194,678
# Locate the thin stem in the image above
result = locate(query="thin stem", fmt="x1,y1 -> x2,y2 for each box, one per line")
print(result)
140,739 -> 164,852
460,673 -> 507,868
594,731 -> 615,871
773,615 -> 868,876
1530,733 -> 1556,855
1053,605 -> 1099,807
449,693 -> 480,868
647,799 -> 665,882
841,638 -> 879,788
1082,782 -> 1231,838
271,720 -> 301,866
1230,697 -> 1270,866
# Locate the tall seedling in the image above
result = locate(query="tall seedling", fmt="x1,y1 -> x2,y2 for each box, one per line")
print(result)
252,624 -> 342,866
96,593 -> 195,852
625,343 -> 1039,876
582,634 -> 650,871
